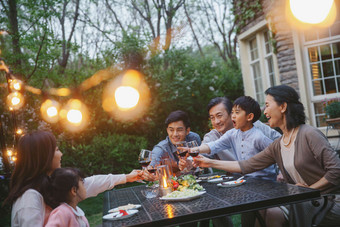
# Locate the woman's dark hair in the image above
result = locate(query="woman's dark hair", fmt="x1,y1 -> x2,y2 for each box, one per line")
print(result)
165,110 -> 190,128
42,167 -> 85,209
207,97 -> 233,115
233,96 -> 261,123
4,131 -> 57,205
265,85 -> 306,130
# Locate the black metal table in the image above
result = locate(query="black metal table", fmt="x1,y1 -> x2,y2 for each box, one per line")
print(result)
102,177 -> 320,227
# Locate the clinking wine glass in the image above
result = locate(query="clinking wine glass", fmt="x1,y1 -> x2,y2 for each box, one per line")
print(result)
175,141 -> 189,172
139,149 -> 151,170
187,141 -> 199,157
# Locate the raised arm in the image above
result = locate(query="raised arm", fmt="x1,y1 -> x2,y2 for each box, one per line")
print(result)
193,155 -> 242,173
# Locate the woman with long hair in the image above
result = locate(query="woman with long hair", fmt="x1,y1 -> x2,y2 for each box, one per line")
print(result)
193,85 -> 340,226
4,131 -> 141,226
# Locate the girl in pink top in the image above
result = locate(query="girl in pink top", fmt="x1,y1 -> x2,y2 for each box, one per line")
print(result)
44,168 -> 89,227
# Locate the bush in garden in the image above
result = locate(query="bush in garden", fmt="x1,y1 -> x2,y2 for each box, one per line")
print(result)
59,133 -> 148,176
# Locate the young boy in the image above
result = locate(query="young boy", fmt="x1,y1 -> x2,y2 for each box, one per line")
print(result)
194,96 -> 277,180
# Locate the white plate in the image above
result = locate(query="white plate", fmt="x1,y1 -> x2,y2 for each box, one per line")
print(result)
195,179 -> 202,183
108,204 -> 141,213
103,209 -> 139,220
159,191 -> 206,201
217,180 -> 247,188
207,176 -> 233,183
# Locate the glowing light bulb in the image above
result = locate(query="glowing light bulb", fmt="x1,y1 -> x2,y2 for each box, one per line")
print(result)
290,0 -> 334,24
67,109 -> 83,124
40,99 -> 61,124
47,106 -> 58,117
6,92 -> 24,110
7,149 -> 13,156
115,86 -> 140,109
10,79 -> 22,91
16,129 -> 23,135
11,156 -> 17,162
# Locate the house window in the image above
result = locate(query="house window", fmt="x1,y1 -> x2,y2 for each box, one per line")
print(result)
264,30 -> 276,87
304,19 -> 340,127
249,37 -> 265,105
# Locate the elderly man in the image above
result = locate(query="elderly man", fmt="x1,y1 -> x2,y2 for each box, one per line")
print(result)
147,110 -> 201,176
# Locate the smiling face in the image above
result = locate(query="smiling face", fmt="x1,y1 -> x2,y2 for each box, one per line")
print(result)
209,103 -> 233,134
231,105 -> 253,131
264,94 -> 285,128
166,120 -> 190,145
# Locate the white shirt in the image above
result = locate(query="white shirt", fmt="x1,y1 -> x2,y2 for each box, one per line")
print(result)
11,174 -> 127,227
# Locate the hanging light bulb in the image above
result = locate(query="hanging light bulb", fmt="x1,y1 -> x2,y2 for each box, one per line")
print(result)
6,92 -> 25,110
59,99 -> 89,132
40,99 -> 61,123
11,156 -> 17,162
9,79 -> 23,91
7,149 -> 13,157
16,128 -> 23,135
102,69 -> 150,122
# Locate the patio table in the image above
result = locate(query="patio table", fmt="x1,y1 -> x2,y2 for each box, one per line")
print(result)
102,176 -> 320,227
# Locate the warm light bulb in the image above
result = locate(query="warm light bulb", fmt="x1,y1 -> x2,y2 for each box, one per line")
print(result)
40,99 -> 61,124
290,0 -> 334,24
11,97 -> 20,105
47,106 -> 58,117
16,129 -> 23,135
6,92 -> 24,110
115,86 -> 140,109
11,156 -> 17,162
67,109 -> 83,124
9,79 -> 22,91
7,149 -> 13,156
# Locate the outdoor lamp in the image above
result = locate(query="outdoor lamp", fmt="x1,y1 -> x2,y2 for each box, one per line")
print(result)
6,149 -> 13,157
102,69 -> 150,122
9,79 -> 23,91
6,91 -> 24,110
40,99 -> 61,124
16,128 -> 23,135
59,98 -> 89,132
288,0 -> 336,26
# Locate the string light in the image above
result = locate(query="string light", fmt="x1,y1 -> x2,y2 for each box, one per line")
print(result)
9,79 -> 23,91
6,149 -> 13,157
115,86 -> 140,109
59,99 -> 89,132
6,92 -> 25,110
16,128 -> 23,135
40,99 -> 61,123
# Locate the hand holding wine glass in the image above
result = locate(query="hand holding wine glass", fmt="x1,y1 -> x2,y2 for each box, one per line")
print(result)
138,149 -> 151,170
175,141 -> 189,172
187,141 -> 199,157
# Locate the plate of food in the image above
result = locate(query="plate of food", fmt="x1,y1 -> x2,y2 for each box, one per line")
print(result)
108,204 -> 141,213
207,176 -> 233,183
172,174 -> 204,191
103,209 -> 139,220
217,179 -> 246,188
160,189 -> 206,201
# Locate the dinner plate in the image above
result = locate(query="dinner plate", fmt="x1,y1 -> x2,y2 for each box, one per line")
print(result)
217,180 -> 247,188
103,209 -> 139,220
207,176 -> 233,183
108,204 -> 141,213
159,191 -> 206,201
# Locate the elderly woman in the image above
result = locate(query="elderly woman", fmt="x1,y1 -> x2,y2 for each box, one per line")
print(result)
193,85 -> 340,226
4,131 -> 142,226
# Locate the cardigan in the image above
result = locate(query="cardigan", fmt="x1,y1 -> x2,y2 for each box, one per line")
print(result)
239,124 -> 340,194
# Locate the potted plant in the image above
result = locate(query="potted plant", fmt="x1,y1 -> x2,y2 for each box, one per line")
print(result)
325,99 -> 340,129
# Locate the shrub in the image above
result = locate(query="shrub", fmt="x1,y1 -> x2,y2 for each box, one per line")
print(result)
325,100 -> 340,118
59,133 -> 148,176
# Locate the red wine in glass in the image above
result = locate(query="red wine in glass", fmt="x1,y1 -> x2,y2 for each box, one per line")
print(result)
178,150 -> 188,157
148,168 -> 156,174
139,160 -> 151,168
189,151 -> 199,157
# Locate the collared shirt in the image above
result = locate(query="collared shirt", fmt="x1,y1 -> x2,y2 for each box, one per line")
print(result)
207,126 -> 277,180
150,131 -> 201,166
202,120 -> 281,161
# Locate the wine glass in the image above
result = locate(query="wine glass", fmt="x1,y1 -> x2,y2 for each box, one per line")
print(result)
175,141 -> 189,173
187,141 -> 199,157
139,149 -> 151,169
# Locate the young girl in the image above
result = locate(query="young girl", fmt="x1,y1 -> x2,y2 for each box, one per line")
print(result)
44,167 -> 89,227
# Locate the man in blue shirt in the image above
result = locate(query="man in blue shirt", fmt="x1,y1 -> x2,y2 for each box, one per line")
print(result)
148,110 -> 201,176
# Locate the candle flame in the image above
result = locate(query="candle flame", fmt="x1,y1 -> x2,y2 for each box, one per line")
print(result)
163,176 -> 168,188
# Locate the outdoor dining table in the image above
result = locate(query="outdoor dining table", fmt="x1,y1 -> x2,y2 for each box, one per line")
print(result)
102,175 -> 321,227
